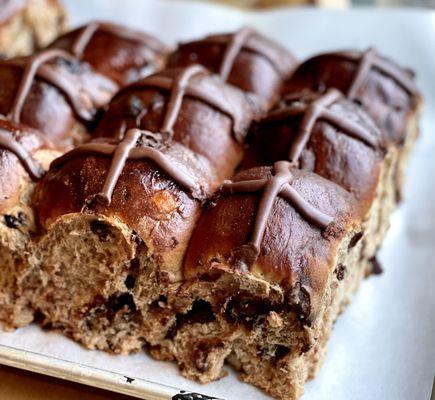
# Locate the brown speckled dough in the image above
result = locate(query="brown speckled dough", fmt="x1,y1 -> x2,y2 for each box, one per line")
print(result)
30,135 -> 218,353
0,0 -> 67,58
163,166 -> 363,399
0,117 -> 60,330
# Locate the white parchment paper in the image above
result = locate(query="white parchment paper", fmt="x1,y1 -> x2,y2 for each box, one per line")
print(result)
1,2 -> 434,399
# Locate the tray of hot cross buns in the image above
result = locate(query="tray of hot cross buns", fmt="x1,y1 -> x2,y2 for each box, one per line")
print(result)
0,1 -> 434,399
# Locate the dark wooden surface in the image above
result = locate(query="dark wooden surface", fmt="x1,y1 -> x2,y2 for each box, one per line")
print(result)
0,364 -> 137,400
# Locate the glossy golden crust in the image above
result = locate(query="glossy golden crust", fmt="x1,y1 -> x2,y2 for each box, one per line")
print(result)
34,139 -> 218,274
168,30 -> 297,111
0,117 -> 50,212
50,22 -> 171,86
285,51 -> 422,146
94,68 -> 255,181
243,93 -> 385,217
184,166 -> 360,319
0,54 -> 117,146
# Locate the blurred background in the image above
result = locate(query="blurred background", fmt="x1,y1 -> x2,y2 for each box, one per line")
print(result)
195,0 -> 435,8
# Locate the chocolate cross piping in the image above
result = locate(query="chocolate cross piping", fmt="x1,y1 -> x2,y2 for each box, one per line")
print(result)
346,47 -> 418,99
219,27 -> 254,80
265,89 -> 378,164
198,27 -> 292,79
4,48 -> 94,123
222,161 -> 333,257
94,128 -> 140,205
71,22 -> 100,57
51,128 -> 199,206
161,65 -> 207,135
115,64 -> 245,142
0,128 -> 45,181
71,21 -> 167,59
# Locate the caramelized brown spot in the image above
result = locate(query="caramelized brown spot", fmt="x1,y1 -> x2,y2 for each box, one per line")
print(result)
183,300 -> 215,325
193,342 -> 210,372
107,292 -> 137,321
3,212 -> 26,229
225,297 -> 273,328
150,295 -> 168,310
151,190 -> 179,215
348,231 -> 364,249
90,220 -> 114,242
192,340 -> 225,373
287,283 -> 311,323
274,345 -> 291,361
335,264 -> 347,281
164,300 -> 215,340
369,256 -> 383,275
